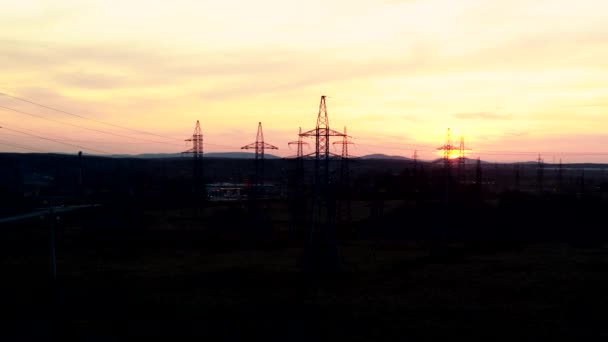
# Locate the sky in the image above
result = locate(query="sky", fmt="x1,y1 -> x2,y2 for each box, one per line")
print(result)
1,0 -> 608,162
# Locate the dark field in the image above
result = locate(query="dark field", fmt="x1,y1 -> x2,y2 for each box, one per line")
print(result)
3,205 -> 608,341
2,153 -> 608,340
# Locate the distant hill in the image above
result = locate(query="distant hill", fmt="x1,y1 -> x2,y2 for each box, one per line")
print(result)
110,152 -> 280,159
427,157 -> 496,166
204,152 -> 280,159
360,154 -> 413,161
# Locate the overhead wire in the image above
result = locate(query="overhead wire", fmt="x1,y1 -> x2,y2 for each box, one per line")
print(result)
0,138 -> 49,153
0,91 -> 183,141
0,92 -> 238,149
1,126 -> 111,154
0,105 -> 184,147
2,91 -> 608,159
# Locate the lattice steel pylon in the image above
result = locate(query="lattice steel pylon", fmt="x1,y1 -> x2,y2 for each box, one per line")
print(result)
184,120 -> 203,156
437,128 -> 457,203
458,136 -> 466,183
476,157 -> 483,190
300,96 -> 346,187
288,127 -> 310,179
514,163 -> 521,191
241,122 -> 278,188
287,126 -> 310,192
557,158 -> 563,193
437,128 -> 456,172
288,127 -> 309,159
333,126 -> 354,225
300,96 -> 347,271
537,153 -> 544,194
287,127 -> 310,238
183,120 -> 204,195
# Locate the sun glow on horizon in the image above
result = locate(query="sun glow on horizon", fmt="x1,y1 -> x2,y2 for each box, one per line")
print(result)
1,1 -> 608,162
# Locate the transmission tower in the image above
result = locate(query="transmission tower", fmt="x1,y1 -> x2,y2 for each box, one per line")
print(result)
288,127 -> 309,159
299,96 -> 347,271
537,154 -> 544,194
183,120 -> 204,197
413,150 -> 418,170
437,128 -> 457,203
288,127 -> 310,182
300,96 -> 346,187
241,122 -> 278,188
437,128 -> 456,171
287,127 -> 309,238
514,163 -> 521,191
557,158 -> 563,193
458,136 -> 466,183
333,126 -> 354,225
475,157 -> 483,196
184,120 -> 203,156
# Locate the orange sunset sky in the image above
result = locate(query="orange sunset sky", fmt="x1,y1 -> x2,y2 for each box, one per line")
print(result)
1,0 -> 608,162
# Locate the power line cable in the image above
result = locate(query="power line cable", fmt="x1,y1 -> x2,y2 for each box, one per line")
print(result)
0,91 -> 182,141
0,103 -> 240,150
0,105 -> 186,147
0,138 -> 48,153
0,125 -> 111,154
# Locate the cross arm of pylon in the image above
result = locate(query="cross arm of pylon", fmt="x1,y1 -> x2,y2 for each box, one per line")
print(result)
437,144 -> 457,151
261,142 -> 278,149
299,128 -> 349,137
301,151 -> 343,158
241,142 -> 278,150
288,140 -> 310,146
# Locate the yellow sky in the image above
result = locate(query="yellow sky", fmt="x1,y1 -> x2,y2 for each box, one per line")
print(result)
1,0 -> 608,162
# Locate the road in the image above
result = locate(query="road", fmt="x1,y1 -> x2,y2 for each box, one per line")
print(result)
0,204 -> 99,224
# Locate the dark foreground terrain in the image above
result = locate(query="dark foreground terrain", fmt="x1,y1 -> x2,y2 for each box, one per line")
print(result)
3,205 -> 608,341
2,153 -> 608,340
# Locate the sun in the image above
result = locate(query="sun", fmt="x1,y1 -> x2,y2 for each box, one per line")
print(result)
435,149 -> 461,160
448,150 -> 460,159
